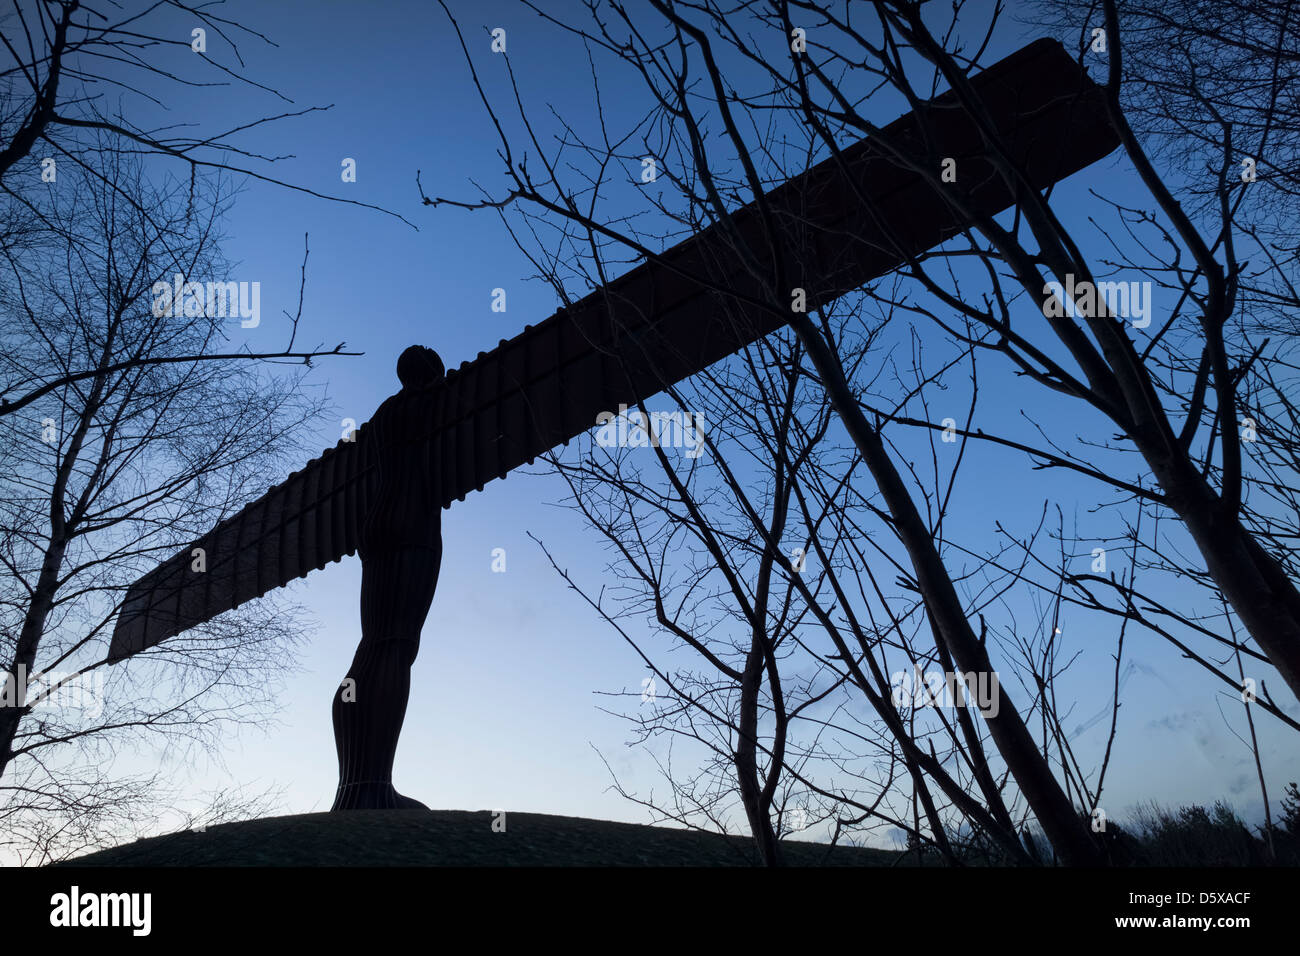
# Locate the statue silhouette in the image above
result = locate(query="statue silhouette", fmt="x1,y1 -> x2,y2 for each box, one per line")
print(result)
331,345 -> 445,810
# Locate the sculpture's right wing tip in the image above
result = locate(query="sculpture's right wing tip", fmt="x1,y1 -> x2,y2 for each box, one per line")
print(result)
104,436 -> 371,664
106,584 -> 166,664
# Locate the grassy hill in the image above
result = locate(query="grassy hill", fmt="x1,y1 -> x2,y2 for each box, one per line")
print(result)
59,809 -> 902,867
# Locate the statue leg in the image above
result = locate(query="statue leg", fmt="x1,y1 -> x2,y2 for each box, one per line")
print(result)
330,542 -> 440,811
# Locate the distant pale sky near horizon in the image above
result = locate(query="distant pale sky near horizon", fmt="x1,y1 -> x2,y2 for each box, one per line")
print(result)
93,0 -> 1300,846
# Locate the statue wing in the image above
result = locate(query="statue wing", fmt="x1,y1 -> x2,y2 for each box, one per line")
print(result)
107,434 -> 377,662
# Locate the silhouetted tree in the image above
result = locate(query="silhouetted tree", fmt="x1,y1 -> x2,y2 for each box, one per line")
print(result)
0,0 -> 386,415
0,146 -> 321,863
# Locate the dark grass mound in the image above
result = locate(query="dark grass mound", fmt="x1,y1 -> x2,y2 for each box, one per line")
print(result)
58,810 -> 902,867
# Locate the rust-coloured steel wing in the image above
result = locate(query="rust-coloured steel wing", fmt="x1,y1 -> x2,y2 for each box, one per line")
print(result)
107,38 -> 1119,663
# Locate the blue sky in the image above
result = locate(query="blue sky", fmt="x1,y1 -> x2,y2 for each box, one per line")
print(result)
93,0 -> 1300,845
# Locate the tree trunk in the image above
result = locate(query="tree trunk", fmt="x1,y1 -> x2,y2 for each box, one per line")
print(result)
736,642 -> 784,865
0,540 -> 66,780
791,312 -> 1102,866
1150,457 -> 1300,702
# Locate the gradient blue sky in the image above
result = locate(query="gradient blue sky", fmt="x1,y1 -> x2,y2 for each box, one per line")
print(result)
106,0 -> 1300,844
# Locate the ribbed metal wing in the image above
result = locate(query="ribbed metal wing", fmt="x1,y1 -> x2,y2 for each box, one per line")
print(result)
107,430 -> 377,661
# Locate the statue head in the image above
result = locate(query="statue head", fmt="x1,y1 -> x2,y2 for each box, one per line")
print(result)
396,345 -> 446,389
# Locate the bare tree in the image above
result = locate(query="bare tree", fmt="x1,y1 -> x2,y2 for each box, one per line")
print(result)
541,279 -> 1184,864
0,0 -> 403,212
0,145 -> 323,863
0,0 -> 398,414
838,0 -> 1300,706
1019,0 -> 1300,702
